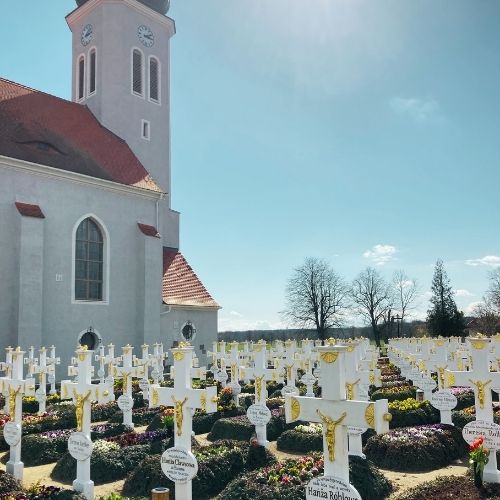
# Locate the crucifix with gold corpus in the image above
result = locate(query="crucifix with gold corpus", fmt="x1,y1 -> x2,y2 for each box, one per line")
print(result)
284,345 -> 391,491
445,336 -> 500,484
0,347 -> 35,481
149,344 -> 218,500
60,345 -> 114,499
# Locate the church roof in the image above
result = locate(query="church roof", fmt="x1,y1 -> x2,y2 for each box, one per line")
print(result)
0,78 -> 161,193
163,247 -> 220,309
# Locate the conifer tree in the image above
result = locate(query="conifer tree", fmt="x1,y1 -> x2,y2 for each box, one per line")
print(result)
427,259 -> 464,337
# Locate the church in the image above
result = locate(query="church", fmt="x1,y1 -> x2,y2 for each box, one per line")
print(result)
0,0 -> 220,372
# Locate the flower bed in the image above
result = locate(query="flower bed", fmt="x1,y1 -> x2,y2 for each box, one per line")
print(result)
107,405 -> 160,426
449,387 -> 475,411
217,453 -> 392,500
207,410 -> 289,442
123,440 -> 275,498
22,394 -> 61,414
51,440 -> 150,484
371,385 -> 416,402
364,424 -> 467,471
276,424 -> 323,454
388,398 -> 439,428
452,405 -> 500,429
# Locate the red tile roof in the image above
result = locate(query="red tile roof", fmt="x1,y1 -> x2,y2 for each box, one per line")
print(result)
15,202 -> 45,219
137,222 -> 160,238
0,78 -> 161,192
163,248 -> 220,308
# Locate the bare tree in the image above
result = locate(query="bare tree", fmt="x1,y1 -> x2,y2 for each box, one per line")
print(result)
351,267 -> 394,347
282,257 -> 350,340
487,268 -> 500,312
392,269 -> 420,336
471,300 -> 500,336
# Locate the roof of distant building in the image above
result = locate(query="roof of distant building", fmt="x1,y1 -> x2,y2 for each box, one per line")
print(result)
0,78 -> 161,193
162,247 -> 220,308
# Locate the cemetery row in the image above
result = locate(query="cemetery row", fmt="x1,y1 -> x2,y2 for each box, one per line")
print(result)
0,336 -> 500,499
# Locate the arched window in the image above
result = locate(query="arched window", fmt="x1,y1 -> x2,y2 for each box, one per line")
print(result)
75,218 -> 104,301
78,55 -> 85,100
132,49 -> 143,96
88,48 -> 96,95
80,330 -> 98,350
149,56 -> 160,103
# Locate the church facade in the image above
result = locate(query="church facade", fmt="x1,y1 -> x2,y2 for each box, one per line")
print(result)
0,0 -> 219,372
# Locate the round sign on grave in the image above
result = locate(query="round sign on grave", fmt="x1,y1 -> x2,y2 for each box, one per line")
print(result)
306,475 -> 361,500
48,375 -> 55,384
151,369 -> 160,379
68,432 -> 93,461
35,390 -> 47,404
139,380 -> 149,393
105,376 -> 114,386
3,422 -> 22,446
229,382 -> 242,395
97,368 -> 105,378
430,389 -> 457,411
281,385 -> 299,396
161,447 -> 198,483
246,403 -> 272,426
419,378 -> 437,392
301,374 -> 316,386
215,370 -> 228,383
117,394 -> 134,411
463,420 -> 500,450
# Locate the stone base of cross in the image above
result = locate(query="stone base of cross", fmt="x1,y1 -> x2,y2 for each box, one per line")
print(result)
285,346 -> 391,490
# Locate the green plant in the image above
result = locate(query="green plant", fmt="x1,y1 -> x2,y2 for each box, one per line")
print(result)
387,398 -> 439,428
276,429 -> 323,454
371,385 -> 416,402
0,471 -> 22,494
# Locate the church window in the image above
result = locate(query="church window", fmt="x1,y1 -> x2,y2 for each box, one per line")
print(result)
181,321 -> 196,342
132,49 -> 143,96
149,56 -> 160,103
80,330 -> 98,350
75,218 -> 104,301
78,55 -> 85,100
142,119 -> 150,140
89,48 -> 96,95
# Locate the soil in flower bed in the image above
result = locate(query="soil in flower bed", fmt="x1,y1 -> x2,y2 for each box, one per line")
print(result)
393,474 -> 500,500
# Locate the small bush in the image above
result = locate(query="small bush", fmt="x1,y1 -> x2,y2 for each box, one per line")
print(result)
371,385 -> 416,402
364,424 -> 467,471
277,429 -> 323,453
388,398 -> 440,428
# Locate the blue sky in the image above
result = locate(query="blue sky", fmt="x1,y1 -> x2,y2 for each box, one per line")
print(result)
2,1 -> 499,330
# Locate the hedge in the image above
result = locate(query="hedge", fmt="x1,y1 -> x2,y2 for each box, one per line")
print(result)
276,429 -> 322,453
452,405 -> 500,429
388,399 -> 440,428
364,424 -> 467,472
371,386 -> 416,402
217,454 -> 392,500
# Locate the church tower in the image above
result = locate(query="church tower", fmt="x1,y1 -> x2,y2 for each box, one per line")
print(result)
66,0 -> 175,197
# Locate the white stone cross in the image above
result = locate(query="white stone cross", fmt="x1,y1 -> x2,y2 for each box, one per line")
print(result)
445,336 -> 500,483
284,346 -> 391,490
113,345 -> 145,429
60,346 -> 114,500
31,347 -> 50,415
240,340 -> 284,446
0,347 -> 35,481
299,339 -> 318,398
46,345 -> 60,395
23,346 -> 37,378
281,339 -> 300,396
150,343 -> 166,384
150,344 -> 218,500
0,347 -> 14,414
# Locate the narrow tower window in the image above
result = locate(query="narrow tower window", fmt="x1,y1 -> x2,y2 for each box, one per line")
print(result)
78,56 -> 85,100
142,120 -> 150,140
89,49 -> 96,95
132,49 -> 143,96
149,57 -> 160,103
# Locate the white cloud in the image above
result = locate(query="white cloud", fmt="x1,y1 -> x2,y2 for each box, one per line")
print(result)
229,311 -> 243,317
389,97 -> 440,122
400,280 -> 414,288
465,256 -> 500,268
363,244 -> 397,266
454,289 -> 474,297
464,301 -> 482,315
219,316 -> 286,332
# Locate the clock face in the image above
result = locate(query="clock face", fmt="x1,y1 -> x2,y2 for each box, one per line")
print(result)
138,25 -> 154,48
81,24 -> 93,46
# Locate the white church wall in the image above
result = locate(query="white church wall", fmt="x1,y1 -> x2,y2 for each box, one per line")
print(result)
160,306 -> 218,366
0,161 -> 163,375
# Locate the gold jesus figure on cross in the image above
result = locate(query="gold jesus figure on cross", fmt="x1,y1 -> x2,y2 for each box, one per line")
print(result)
8,386 -> 22,418
172,396 -> 188,436
469,379 -> 492,409
73,389 -> 92,432
316,410 -> 347,462
255,375 -> 264,401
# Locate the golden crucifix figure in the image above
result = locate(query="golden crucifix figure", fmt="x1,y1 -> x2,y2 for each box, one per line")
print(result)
8,386 -> 22,418
316,410 -> 347,462
231,364 -> 236,381
172,396 -> 188,436
438,366 -> 447,389
122,371 -> 130,393
469,379 -> 492,409
255,375 -> 265,401
73,389 -> 92,432
286,365 -> 293,383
